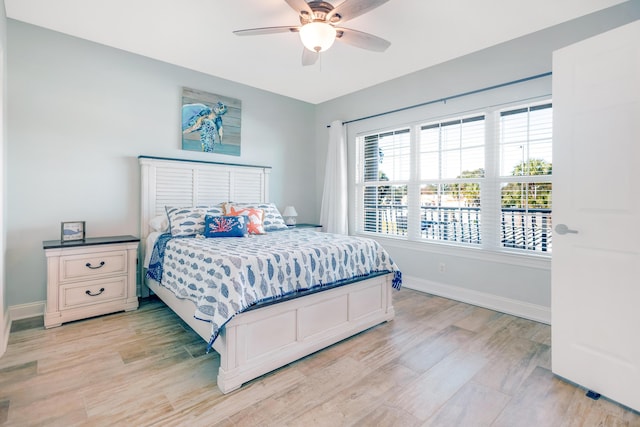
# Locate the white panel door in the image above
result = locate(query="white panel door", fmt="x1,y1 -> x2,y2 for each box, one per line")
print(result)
552,20 -> 640,412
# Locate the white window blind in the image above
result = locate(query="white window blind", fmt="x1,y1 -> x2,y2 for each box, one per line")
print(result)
499,103 -> 553,252
360,128 -> 410,236
419,115 -> 485,244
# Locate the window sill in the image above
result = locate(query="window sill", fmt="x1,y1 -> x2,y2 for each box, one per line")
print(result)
355,232 -> 551,270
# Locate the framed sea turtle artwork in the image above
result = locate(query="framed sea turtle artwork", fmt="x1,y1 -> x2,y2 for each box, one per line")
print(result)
181,88 -> 242,156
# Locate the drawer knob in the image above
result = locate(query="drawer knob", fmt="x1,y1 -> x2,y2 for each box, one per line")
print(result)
85,288 -> 105,297
85,261 -> 106,269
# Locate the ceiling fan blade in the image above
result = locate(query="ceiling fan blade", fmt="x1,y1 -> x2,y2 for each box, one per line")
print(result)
301,48 -> 319,66
336,28 -> 390,52
233,26 -> 300,36
327,0 -> 390,23
284,0 -> 313,16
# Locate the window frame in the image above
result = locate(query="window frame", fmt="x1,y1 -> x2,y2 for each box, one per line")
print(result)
354,99 -> 553,258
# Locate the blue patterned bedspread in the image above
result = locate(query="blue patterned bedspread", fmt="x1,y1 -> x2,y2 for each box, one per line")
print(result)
147,229 -> 401,349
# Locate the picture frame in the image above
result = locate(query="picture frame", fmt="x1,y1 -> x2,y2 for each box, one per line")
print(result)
181,87 -> 242,157
61,221 -> 85,242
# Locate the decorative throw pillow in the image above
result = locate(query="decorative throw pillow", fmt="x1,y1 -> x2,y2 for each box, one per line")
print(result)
204,215 -> 248,238
165,206 -> 224,236
225,202 -> 288,231
227,206 -> 266,235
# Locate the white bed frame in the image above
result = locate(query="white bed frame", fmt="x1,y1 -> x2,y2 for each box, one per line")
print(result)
139,156 -> 395,393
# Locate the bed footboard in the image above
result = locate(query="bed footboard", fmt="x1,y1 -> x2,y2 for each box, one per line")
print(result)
215,273 -> 394,393
147,273 -> 395,394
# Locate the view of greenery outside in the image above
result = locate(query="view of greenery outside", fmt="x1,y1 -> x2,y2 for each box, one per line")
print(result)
448,159 -> 552,208
501,159 -> 552,209
449,168 -> 484,207
367,153 -> 552,218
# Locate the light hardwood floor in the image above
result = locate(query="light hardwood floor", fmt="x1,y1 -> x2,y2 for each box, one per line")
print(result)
1,289 -> 638,426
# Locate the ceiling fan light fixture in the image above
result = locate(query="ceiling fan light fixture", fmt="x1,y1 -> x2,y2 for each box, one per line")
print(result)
299,22 -> 336,52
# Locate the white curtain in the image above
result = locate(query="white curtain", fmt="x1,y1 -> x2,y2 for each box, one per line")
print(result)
320,120 -> 348,234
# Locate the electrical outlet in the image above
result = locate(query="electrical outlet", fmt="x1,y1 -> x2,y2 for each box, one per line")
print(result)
439,262 -> 446,273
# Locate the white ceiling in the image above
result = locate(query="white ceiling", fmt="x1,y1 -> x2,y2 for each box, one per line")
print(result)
4,0 -> 626,104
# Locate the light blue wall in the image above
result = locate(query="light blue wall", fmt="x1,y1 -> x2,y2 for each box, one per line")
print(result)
313,2 -> 640,315
0,0 -> 8,351
6,21 -> 316,306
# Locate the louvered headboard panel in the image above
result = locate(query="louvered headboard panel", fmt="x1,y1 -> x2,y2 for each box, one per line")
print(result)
140,156 -> 271,237
139,156 -> 272,291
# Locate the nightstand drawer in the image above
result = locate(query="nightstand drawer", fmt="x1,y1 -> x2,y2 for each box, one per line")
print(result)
60,277 -> 127,309
59,250 -> 127,282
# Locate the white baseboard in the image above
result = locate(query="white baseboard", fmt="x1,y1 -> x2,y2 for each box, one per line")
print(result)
403,275 -> 551,325
9,301 -> 45,321
4,279 -> 550,332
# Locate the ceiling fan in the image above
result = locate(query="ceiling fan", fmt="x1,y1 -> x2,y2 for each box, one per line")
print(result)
233,0 -> 391,66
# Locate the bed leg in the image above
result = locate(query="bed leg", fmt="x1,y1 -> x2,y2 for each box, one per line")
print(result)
217,372 -> 242,394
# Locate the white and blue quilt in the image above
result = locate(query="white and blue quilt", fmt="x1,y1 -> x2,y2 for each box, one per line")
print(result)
147,229 -> 401,349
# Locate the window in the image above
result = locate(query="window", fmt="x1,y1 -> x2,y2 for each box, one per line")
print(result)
361,129 -> 410,236
356,101 -> 553,255
499,103 -> 553,252
419,115 -> 485,244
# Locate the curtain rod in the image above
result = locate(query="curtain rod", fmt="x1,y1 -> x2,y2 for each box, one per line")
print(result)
327,71 -> 552,128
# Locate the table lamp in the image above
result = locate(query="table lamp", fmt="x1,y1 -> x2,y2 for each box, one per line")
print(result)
283,206 -> 298,226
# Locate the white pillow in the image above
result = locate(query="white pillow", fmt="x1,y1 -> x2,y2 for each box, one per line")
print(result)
149,215 -> 169,233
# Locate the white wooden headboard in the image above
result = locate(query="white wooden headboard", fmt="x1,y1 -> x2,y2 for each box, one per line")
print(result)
139,156 -> 272,290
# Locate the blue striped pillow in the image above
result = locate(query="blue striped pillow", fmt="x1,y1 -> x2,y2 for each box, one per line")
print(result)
165,206 -> 224,236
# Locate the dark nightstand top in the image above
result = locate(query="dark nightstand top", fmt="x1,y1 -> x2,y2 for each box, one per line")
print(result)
289,223 -> 322,229
43,235 -> 140,250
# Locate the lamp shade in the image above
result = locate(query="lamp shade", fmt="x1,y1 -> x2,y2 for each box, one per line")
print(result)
282,206 -> 298,217
299,22 -> 336,52
283,206 -> 298,225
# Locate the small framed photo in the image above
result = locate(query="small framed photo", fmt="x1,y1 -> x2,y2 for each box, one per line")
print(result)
61,221 -> 85,242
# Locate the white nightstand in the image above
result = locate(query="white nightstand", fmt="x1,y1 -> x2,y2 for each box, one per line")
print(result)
43,235 -> 140,328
